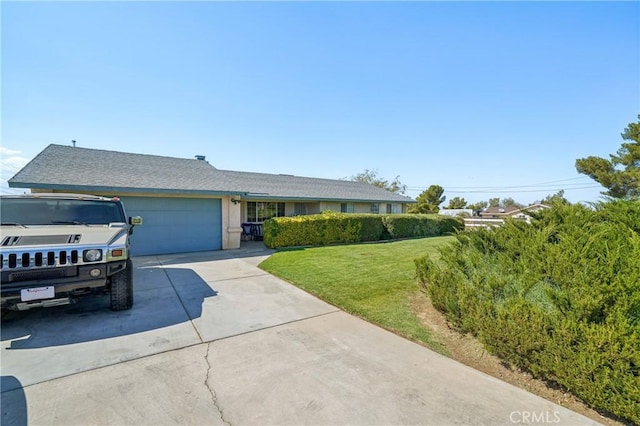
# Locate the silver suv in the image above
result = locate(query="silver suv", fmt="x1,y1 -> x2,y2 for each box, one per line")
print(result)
0,193 -> 142,311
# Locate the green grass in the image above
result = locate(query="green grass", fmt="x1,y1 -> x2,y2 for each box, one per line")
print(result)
259,236 -> 455,354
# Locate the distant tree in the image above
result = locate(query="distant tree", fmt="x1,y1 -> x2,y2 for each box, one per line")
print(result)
467,201 -> 488,211
488,198 -> 500,207
540,190 -> 570,205
575,115 -> 640,199
446,197 -> 467,209
501,197 -> 524,208
347,169 -> 407,194
409,185 -> 446,214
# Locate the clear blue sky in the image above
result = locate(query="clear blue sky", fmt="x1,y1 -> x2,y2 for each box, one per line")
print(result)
2,1 -> 639,204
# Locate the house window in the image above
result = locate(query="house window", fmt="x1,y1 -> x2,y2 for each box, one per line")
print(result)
294,203 -> 307,216
386,204 -> 392,214
246,202 -> 285,222
341,203 -> 354,213
370,203 -> 380,214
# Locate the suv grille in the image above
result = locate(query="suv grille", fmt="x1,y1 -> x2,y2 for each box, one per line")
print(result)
1,249 -> 80,270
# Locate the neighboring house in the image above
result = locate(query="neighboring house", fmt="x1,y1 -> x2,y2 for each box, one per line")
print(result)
8,144 -> 415,255
479,205 -> 521,218
466,203 -> 550,229
479,204 -> 550,219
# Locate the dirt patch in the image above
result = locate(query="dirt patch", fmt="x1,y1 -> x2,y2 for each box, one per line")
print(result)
410,292 -> 623,426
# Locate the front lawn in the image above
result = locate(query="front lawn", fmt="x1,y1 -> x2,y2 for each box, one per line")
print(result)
258,236 -> 454,354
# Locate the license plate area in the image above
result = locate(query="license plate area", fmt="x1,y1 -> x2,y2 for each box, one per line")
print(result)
21,286 -> 55,301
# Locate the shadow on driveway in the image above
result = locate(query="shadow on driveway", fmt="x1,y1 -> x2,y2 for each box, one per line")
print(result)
0,376 -> 26,426
0,267 -> 216,350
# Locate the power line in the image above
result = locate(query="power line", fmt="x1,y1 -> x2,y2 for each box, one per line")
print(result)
404,176 -> 595,192
442,185 -> 601,194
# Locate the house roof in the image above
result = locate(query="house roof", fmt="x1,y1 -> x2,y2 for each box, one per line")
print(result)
480,206 -> 520,216
216,170 -> 413,202
9,144 -> 414,203
480,204 -> 550,217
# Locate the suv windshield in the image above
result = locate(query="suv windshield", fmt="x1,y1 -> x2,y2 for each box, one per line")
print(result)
1,198 -> 126,225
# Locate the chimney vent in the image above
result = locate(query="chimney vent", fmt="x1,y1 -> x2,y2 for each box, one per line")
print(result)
195,155 -> 206,161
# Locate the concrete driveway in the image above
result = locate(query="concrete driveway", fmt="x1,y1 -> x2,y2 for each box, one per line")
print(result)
1,244 -> 598,425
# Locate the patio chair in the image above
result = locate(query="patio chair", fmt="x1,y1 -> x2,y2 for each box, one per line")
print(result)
241,223 -> 253,241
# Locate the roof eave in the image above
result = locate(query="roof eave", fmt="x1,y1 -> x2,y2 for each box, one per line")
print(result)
242,194 -> 416,203
8,182 -> 244,197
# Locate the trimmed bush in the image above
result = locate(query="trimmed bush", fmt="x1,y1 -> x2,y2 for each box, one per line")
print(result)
415,200 -> 640,423
263,213 -> 463,249
263,213 -> 385,248
382,214 -> 463,239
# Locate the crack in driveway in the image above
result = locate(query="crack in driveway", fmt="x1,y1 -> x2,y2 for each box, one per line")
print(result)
204,342 -> 231,426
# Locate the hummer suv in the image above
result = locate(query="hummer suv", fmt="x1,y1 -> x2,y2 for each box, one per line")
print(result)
0,193 -> 142,311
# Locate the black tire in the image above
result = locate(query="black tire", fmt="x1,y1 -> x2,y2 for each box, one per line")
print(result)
110,259 -> 133,311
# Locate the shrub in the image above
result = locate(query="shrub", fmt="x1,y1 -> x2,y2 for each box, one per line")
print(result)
415,201 -> 640,423
382,215 -> 463,239
263,213 -> 385,248
263,213 -> 463,249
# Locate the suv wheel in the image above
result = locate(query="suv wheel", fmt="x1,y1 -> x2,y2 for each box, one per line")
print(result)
110,259 -> 133,311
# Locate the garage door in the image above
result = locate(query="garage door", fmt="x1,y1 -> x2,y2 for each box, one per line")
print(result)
118,197 -> 222,256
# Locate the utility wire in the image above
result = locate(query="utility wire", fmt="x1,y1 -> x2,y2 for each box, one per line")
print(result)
404,176 -> 596,192
442,185 -> 601,194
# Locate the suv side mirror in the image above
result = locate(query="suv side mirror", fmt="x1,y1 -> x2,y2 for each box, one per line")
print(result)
129,216 -> 143,226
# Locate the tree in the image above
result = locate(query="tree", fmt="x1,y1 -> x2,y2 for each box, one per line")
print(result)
501,197 -> 524,208
347,169 -> 407,194
488,198 -> 500,207
409,185 -> 446,214
467,201 -> 488,211
576,115 -> 640,199
446,196 -> 467,209
540,190 -> 570,205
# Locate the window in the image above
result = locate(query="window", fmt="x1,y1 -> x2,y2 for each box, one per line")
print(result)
370,203 -> 380,214
386,204 -> 392,214
294,203 -> 307,216
340,203 -> 354,213
246,202 -> 285,222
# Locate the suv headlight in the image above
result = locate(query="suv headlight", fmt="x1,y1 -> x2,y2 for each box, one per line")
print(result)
83,249 -> 103,262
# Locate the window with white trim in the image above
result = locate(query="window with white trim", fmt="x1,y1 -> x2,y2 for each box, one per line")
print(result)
294,203 -> 307,216
246,202 -> 285,222
340,203 -> 354,213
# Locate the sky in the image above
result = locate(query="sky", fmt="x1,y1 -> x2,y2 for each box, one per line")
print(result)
2,1 -> 639,205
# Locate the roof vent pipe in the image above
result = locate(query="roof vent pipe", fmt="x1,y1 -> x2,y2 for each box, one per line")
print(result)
195,155 -> 206,161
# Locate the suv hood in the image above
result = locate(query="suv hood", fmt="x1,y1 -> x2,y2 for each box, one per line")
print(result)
1,225 -> 128,247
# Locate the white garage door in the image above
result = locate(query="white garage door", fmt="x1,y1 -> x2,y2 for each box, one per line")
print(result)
119,197 -> 222,256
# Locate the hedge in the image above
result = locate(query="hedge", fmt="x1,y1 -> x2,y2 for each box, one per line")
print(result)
415,200 -> 640,423
382,214 -> 463,239
263,213 -> 462,249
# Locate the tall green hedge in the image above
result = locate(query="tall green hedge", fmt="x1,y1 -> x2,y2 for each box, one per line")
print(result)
415,200 -> 640,423
382,214 -> 463,239
263,213 -> 462,249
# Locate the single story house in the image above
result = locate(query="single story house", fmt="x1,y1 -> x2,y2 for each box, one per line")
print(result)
8,144 -> 415,255
465,203 -> 551,229
479,204 -> 550,219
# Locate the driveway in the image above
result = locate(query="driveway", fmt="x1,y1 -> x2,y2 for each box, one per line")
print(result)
1,244 -> 598,425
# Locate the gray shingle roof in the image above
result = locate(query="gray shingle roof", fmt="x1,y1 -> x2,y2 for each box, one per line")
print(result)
217,170 -> 414,202
9,144 -> 414,203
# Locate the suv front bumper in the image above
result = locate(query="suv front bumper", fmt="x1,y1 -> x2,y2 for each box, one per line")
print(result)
0,260 -> 127,308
